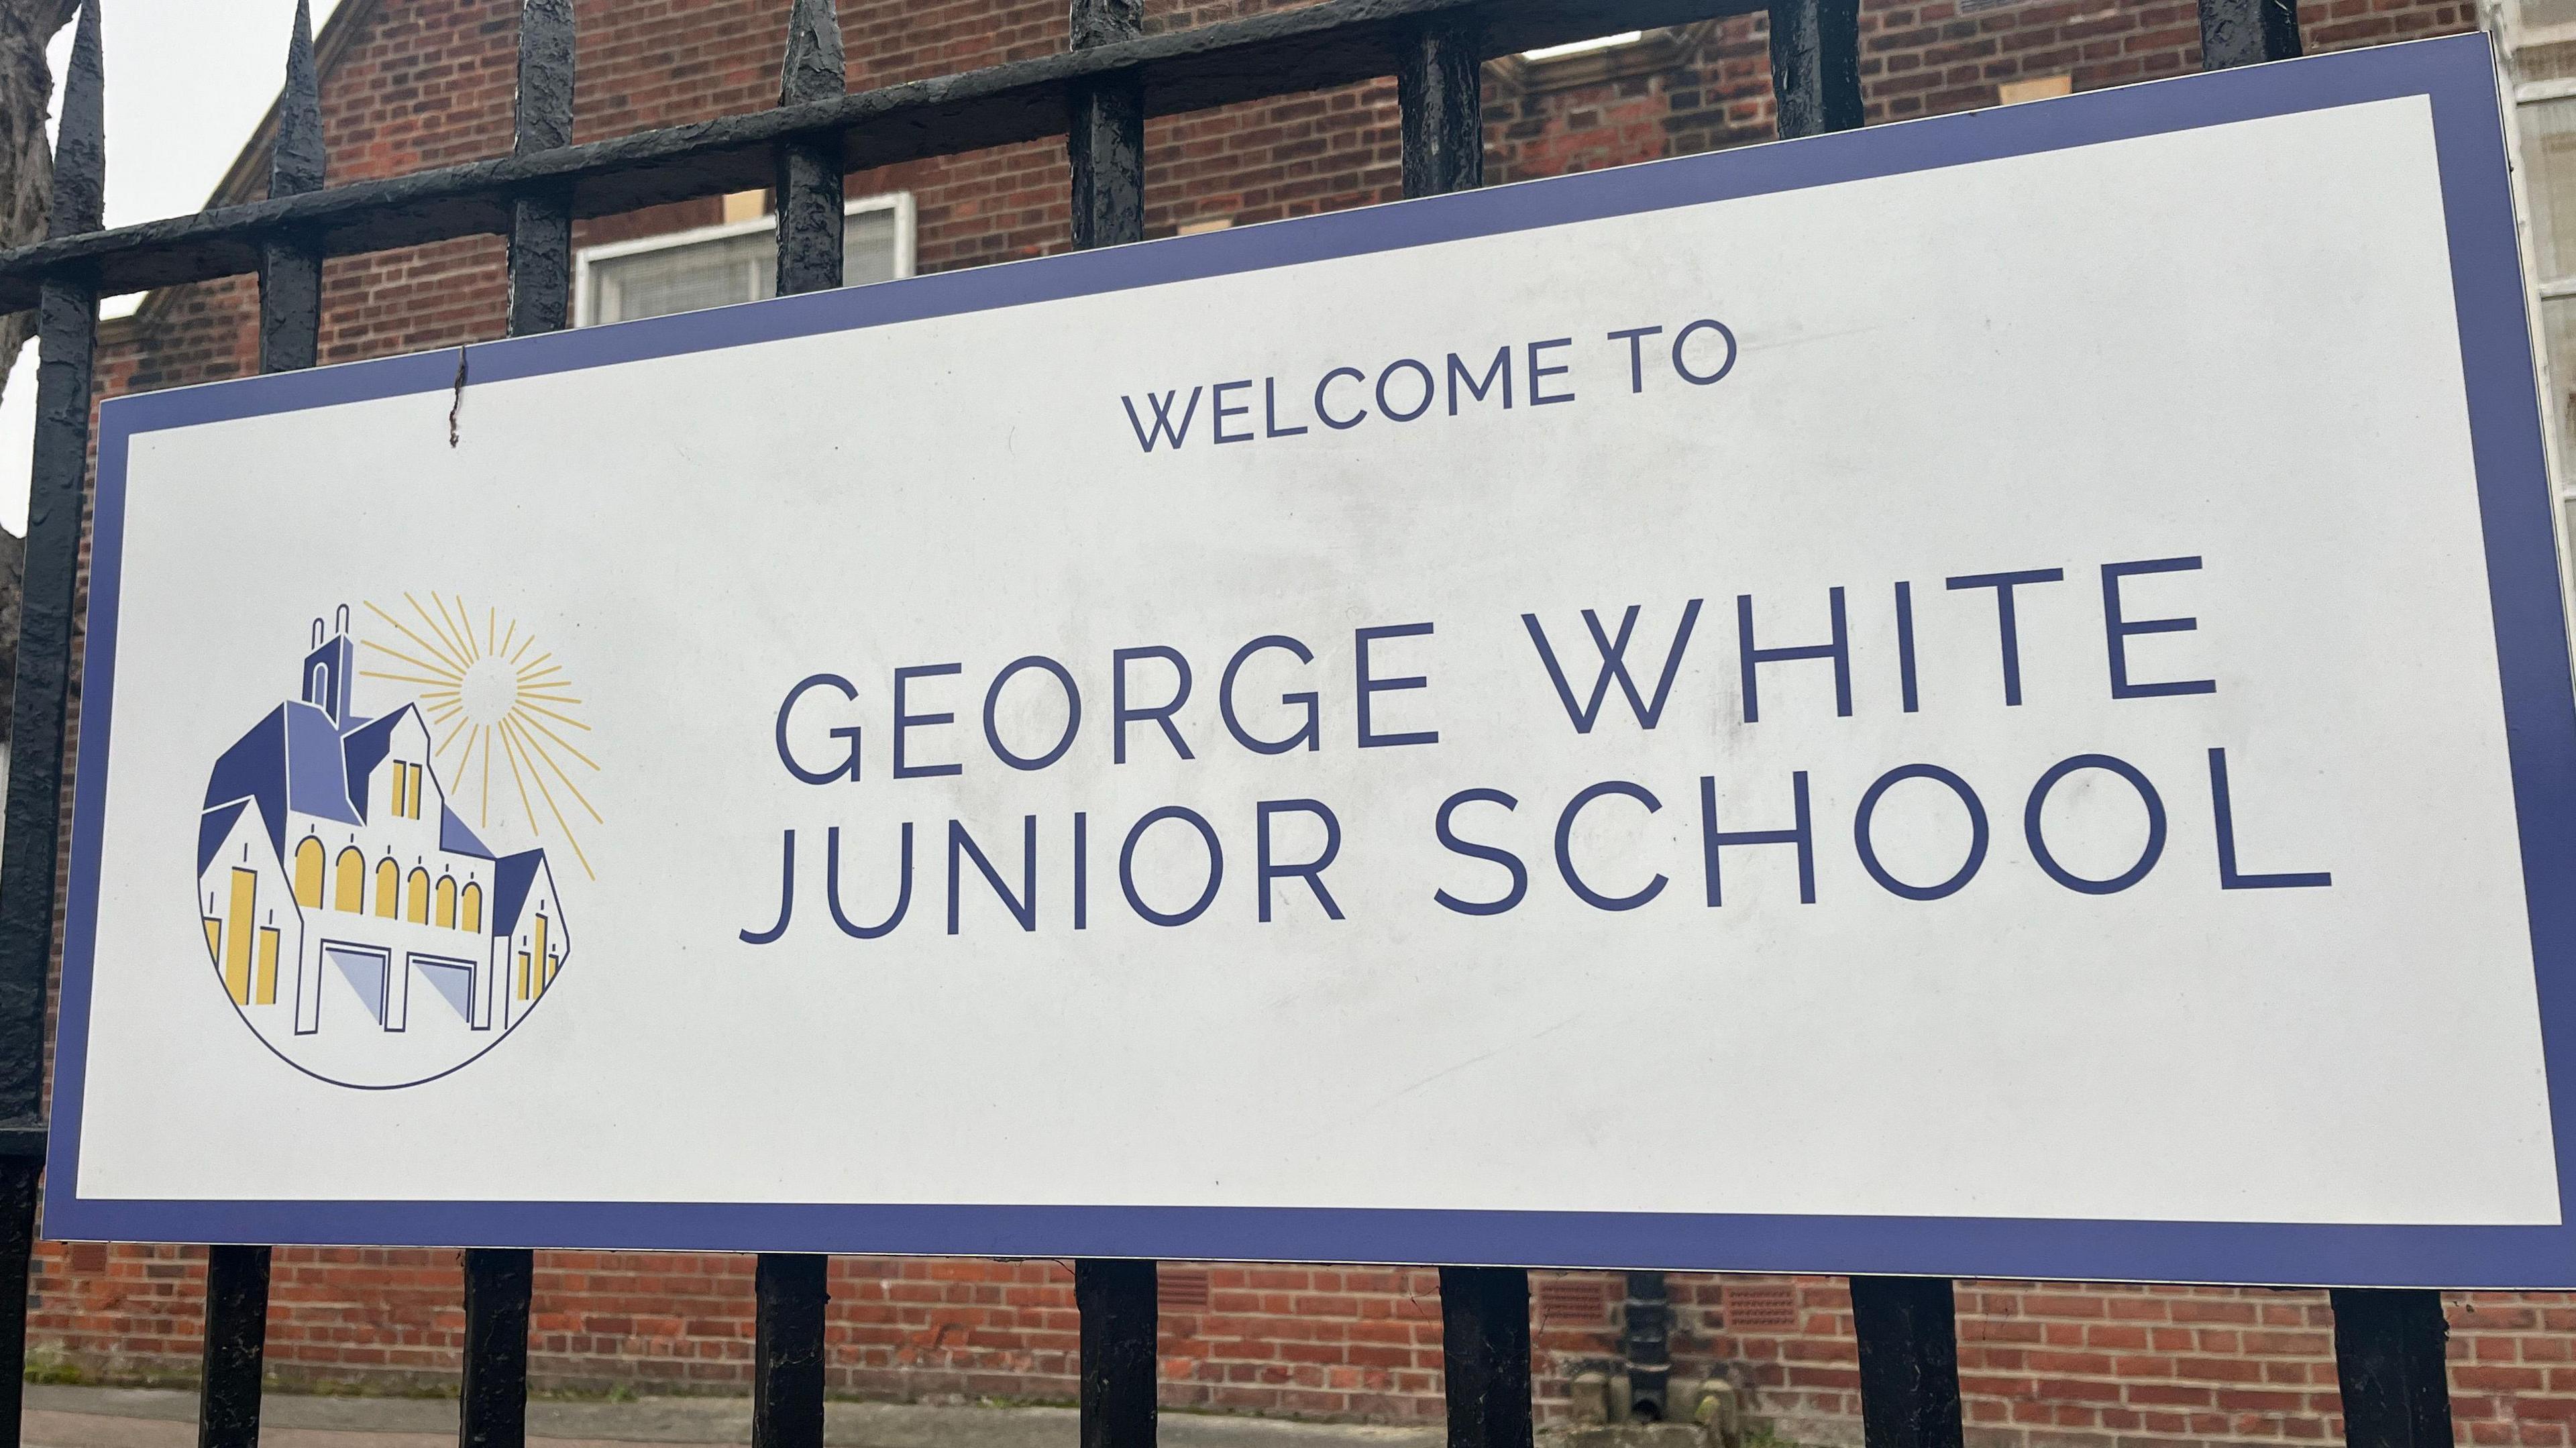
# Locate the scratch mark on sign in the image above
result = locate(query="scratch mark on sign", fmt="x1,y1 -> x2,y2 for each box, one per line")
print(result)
1342,1015 -> 1590,1129
448,346 -> 469,448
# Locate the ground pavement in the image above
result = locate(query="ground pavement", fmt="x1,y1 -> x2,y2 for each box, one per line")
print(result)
16,1384 -> 1444,1448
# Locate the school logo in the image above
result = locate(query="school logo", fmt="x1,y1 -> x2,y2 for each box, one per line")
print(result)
195,600 -> 598,1089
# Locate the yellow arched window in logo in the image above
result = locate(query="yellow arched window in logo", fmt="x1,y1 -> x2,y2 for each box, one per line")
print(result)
333,846 -> 365,913
292,837 -> 325,909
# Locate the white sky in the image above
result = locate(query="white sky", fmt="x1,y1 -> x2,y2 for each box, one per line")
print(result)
0,0 -> 350,537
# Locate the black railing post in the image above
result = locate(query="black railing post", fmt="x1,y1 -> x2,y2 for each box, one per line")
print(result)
748,14 -> 845,1445
0,1 -> 102,1437
1397,40 -> 1517,1442
2330,1289 -> 2453,1448
1439,1267 -> 1532,1448
0,1162 -> 31,1448
2200,0 -> 2300,68
198,11 -> 335,1441
259,0 -> 325,372
1768,0 -> 1863,138
457,6 -> 574,1445
1064,7 -> 1155,1440
197,1246 -> 272,1448
1850,1276 -> 1965,1448
505,0 -> 575,337
459,1249 -> 533,1448
753,1253 -> 828,1448
1068,0 -> 1144,249
1622,1271 -> 1670,1421
775,0 -> 846,296
1397,17 -> 1483,198
1075,1260 -> 1157,1448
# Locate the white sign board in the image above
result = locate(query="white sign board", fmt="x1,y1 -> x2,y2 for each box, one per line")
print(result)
51,34 -> 2576,1287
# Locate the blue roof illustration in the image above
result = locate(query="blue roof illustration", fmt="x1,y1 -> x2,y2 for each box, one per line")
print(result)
199,699 -> 498,876
490,851 -> 554,935
197,797 -> 256,875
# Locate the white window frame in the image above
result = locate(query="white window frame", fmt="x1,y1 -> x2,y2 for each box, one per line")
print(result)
2484,0 -> 2576,632
570,190 -> 917,328
1519,31 -> 1644,60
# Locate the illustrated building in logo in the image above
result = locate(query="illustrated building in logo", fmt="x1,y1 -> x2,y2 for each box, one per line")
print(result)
195,607 -> 571,1060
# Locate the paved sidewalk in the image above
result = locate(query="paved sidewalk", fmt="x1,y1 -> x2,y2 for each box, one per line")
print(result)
19,1384 -> 1443,1448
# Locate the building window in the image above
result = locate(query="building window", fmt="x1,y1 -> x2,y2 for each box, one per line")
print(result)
1500,28 -> 1690,91
1521,31 -> 1643,61
574,192 -> 916,327
1996,73 -> 2073,105
2493,0 -> 2576,594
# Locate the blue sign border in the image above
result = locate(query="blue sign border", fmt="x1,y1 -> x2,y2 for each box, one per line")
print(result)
48,32 -> 2576,1287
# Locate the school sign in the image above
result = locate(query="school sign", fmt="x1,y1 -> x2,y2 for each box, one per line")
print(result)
48,34 -> 2576,1288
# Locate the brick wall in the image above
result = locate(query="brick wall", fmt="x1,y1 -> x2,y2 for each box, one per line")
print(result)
29,0 -> 2508,1439
32,1249 -> 2576,1445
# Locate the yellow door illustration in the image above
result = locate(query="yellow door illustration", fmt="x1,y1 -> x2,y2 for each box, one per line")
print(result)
254,926 -> 281,1006
223,869 -> 256,1005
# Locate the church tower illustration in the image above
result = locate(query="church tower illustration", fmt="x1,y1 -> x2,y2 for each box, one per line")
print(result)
196,607 -> 570,1052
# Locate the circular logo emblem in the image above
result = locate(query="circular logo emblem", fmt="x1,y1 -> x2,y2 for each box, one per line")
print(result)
193,598 -> 596,1088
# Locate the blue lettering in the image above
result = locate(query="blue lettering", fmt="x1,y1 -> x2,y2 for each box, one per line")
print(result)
1434,789 -> 1527,917
1554,781 -> 1668,911
1355,622 -> 1439,748
1523,601 -> 1703,734
775,673 -> 862,784
893,663 -> 963,779
1120,386 -> 1203,452
2102,557 -> 2218,699
1256,799 -> 1345,923
1527,337 -> 1575,406
1211,379 -> 1254,444
1121,805 -> 1224,927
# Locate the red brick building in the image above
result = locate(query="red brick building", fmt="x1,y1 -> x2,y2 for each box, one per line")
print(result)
43,1 -> 2576,1445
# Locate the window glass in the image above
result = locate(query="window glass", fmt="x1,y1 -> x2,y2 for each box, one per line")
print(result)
2519,95 -> 2576,284
584,201 -> 908,326
592,227 -> 773,325
2526,0 -> 2576,33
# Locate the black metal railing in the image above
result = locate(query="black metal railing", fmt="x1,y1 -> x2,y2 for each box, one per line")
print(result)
0,2 -> 2451,1448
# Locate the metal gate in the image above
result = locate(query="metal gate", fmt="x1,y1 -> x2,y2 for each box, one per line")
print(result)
0,1 -> 2455,1447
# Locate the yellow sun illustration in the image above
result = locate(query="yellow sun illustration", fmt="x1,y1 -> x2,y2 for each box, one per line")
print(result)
358,594 -> 600,880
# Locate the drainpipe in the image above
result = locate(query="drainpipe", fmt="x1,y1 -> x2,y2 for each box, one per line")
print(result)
1624,1270 -> 1670,1421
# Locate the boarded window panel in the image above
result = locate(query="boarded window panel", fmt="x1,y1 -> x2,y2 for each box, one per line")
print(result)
1538,1276 -> 1606,1324
1721,1282 -> 1799,1331
1158,1268 -> 1211,1313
